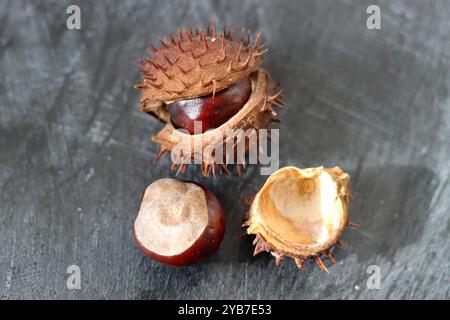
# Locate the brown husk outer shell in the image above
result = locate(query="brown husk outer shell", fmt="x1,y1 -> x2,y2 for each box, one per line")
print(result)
244,166 -> 353,271
136,25 -> 265,108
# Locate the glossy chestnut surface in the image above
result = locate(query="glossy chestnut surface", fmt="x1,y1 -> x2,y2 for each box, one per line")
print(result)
167,77 -> 251,134
134,179 -> 225,266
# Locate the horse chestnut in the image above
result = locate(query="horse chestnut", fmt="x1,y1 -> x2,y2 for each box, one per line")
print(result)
134,178 -> 225,266
136,21 -> 284,176
167,77 -> 251,134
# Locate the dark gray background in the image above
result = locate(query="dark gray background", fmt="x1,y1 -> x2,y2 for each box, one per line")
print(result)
0,0 -> 449,299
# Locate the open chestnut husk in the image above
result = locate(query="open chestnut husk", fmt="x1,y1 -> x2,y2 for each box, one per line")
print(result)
243,166 -> 356,271
135,20 -> 284,176
134,178 -> 225,266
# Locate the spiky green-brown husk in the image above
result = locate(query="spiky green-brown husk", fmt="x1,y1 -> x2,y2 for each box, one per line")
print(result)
243,167 -> 357,271
136,21 -> 267,110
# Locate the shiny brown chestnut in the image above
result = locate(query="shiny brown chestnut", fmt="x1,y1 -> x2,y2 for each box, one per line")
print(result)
167,78 -> 251,134
134,178 -> 225,266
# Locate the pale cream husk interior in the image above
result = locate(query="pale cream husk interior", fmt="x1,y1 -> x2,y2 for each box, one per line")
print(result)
248,166 -> 350,258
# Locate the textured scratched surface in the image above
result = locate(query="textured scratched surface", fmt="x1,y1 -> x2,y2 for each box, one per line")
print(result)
0,0 -> 449,300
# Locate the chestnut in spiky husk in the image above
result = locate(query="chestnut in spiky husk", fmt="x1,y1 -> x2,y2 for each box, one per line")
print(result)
243,166 -> 356,271
134,178 -> 225,266
135,20 -> 283,177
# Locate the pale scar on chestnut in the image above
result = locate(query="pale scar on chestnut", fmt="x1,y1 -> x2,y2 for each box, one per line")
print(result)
135,20 -> 284,177
134,178 -> 225,266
